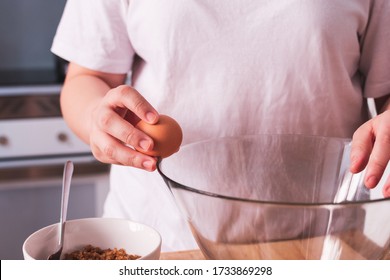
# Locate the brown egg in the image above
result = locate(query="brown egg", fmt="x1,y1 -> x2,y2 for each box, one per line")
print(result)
135,114 -> 183,158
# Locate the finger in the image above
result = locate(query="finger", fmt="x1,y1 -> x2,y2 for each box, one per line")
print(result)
364,132 -> 390,188
91,131 -> 157,171
107,85 -> 159,124
382,175 -> 390,197
95,106 -> 154,152
350,122 -> 373,174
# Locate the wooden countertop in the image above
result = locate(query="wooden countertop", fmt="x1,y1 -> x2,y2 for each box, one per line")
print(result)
160,249 -> 205,260
160,248 -> 390,260
159,233 -> 390,260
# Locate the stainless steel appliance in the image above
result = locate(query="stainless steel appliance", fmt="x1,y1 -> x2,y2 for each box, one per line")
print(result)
0,0 -> 110,259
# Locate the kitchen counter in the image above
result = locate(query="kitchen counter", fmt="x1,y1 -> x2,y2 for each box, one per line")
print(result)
160,249 -> 205,260
160,242 -> 390,260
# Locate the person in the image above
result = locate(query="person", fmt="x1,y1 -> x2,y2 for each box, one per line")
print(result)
51,0 -> 390,251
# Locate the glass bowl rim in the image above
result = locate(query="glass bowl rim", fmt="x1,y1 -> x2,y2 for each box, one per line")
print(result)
157,134 -> 390,207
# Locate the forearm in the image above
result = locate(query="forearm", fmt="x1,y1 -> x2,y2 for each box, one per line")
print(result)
60,74 -> 110,144
59,62 -> 127,145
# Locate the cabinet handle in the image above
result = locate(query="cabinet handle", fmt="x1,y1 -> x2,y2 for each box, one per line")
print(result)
57,132 -> 68,143
0,136 -> 9,146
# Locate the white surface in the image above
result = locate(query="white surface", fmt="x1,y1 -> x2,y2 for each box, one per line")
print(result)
23,217 -> 162,260
0,118 -> 91,158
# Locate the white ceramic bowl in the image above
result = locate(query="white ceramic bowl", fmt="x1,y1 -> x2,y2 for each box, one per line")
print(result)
23,217 -> 162,260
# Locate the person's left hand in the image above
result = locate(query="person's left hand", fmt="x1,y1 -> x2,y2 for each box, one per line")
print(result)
350,110 -> 390,197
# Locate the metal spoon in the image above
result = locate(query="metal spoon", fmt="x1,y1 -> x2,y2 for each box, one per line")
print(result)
47,160 -> 74,260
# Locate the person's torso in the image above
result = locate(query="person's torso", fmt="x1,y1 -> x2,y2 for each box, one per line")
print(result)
126,0 -> 370,143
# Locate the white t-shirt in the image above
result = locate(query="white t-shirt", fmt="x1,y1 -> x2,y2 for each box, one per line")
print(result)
52,0 -> 390,251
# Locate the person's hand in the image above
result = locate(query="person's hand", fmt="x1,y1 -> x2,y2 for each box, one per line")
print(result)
350,110 -> 390,197
89,85 -> 159,171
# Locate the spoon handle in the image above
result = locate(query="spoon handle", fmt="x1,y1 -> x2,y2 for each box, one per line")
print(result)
59,161 -> 74,247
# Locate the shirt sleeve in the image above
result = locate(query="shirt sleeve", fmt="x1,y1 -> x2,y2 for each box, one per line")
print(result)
359,0 -> 390,98
51,0 -> 134,74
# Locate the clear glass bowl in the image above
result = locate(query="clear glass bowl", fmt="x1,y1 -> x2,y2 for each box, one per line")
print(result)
158,134 -> 390,259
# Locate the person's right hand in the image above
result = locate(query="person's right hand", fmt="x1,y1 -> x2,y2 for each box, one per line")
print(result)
89,85 -> 159,171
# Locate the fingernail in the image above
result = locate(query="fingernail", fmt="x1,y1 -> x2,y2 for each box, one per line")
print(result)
366,176 -> 379,188
146,112 -> 157,123
142,160 -> 154,170
139,139 -> 151,151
